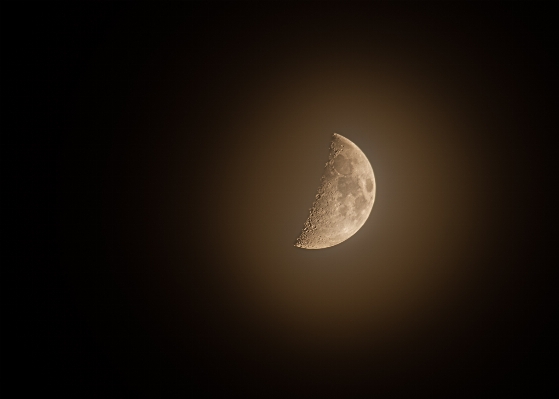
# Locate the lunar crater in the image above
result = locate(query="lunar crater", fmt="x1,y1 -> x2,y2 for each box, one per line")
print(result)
333,154 -> 353,175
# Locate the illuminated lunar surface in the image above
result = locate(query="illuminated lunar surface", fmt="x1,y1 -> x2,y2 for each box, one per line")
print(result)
295,133 -> 376,249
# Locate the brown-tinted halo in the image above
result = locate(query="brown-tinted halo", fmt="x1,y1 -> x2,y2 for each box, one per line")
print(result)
208,55 -> 490,355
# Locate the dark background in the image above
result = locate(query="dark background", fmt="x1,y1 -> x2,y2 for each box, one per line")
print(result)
2,2 -> 556,397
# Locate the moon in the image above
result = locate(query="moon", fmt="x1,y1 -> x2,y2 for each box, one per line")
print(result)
295,133 -> 376,249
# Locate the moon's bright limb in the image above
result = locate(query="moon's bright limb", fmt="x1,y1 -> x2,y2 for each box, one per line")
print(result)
295,133 -> 376,249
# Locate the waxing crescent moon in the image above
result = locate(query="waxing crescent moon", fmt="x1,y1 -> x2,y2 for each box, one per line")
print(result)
295,133 -> 376,249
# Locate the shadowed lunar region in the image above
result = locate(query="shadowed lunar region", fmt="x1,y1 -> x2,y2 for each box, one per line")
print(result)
295,134 -> 375,249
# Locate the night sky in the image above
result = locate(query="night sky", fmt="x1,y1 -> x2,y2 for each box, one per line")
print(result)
3,2 -> 556,397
